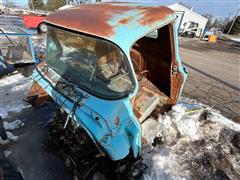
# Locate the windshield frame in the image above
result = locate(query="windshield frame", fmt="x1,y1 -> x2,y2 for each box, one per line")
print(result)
45,23 -> 136,100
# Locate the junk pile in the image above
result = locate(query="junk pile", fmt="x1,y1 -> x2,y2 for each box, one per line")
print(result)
0,16 -> 37,77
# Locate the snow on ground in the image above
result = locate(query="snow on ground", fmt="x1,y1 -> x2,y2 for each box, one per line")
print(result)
3,119 -> 24,130
3,150 -> 12,158
230,37 -> 240,43
0,73 -> 30,145
0,73 -> 32,119
0,119 -> 25,145
142,97 -> 240,180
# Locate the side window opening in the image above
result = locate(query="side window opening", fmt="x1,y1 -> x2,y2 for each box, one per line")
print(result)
131,24 -> 173,99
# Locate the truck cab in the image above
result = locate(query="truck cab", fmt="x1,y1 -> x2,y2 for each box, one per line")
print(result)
28,3 -> 188,163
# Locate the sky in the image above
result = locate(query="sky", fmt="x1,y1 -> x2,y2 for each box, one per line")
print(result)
2,0 -> 240,18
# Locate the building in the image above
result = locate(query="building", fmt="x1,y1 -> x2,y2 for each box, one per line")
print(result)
168,3 -> 208,37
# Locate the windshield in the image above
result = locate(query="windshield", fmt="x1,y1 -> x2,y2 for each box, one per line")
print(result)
46,25 -> 134,99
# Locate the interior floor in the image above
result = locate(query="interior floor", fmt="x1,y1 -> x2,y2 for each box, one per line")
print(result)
132,75 -> 168,123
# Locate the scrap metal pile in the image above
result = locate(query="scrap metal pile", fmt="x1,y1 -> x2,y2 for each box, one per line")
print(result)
0,16 -> 37,77
48,108 -> 146,180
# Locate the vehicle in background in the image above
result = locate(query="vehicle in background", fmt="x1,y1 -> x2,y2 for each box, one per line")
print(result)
202,27 -> 217,41
26,3 -> 188,178
180,21 -> 203,38
21,15 -> 47,33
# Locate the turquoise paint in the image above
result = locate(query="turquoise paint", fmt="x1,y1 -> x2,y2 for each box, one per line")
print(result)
173,20 -> 188,97
0,33 -> 32,36
33,68 -> 141,160
108,12 -> 176,98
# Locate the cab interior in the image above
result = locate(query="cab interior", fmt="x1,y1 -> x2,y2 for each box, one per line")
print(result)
130,24 -> 175,122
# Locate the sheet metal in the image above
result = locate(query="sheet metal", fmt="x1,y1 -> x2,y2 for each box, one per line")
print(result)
45,3 -> 175,51
31,3 -> 188,161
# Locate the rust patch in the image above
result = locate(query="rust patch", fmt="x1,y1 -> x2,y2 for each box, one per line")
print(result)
26,82 -> 52,107
150,105 -> 171,119
138,6 -> 174,25
168,72 -> 184,105
118,17 -> 132,24
46,4 -> 135,37
46,3 -> 174,37
130,49 -> 145,74
132,76 -> 167,123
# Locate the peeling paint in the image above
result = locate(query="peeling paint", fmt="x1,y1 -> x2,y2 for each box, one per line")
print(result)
45,3 -> 174,40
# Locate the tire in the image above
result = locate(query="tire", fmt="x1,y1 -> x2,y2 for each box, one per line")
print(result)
38,22 -> 47,34
189,33 -> 195,38
181,32 -> 188,37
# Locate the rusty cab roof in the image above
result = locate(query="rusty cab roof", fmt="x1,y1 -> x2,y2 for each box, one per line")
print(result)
45,2 -> 175,54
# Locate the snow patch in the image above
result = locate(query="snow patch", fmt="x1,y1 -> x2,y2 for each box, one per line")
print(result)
6,131 -> 18,141
142,97 -> 240,180
3,150 -> 12,158
0,137 -> 10,145
0,73 -> 28,145
3,119 -> 24,130
207,111 -> 240,132
0,120 -> 24,145
0,108 -> 8,119
142,118 -> 161,144
11,83 -> 31,92
0,73 -> 32,119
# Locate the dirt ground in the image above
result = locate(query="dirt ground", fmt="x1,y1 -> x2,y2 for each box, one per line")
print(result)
179,37 -> 240,122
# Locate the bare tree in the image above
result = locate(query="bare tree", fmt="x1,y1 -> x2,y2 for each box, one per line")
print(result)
28,0 -> 45,10
212,17 -> 224,30
202,13 -> 214,29
45,0 -> 66,11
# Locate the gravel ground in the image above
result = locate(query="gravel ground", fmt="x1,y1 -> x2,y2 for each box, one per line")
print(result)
179,37 -> 240,122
